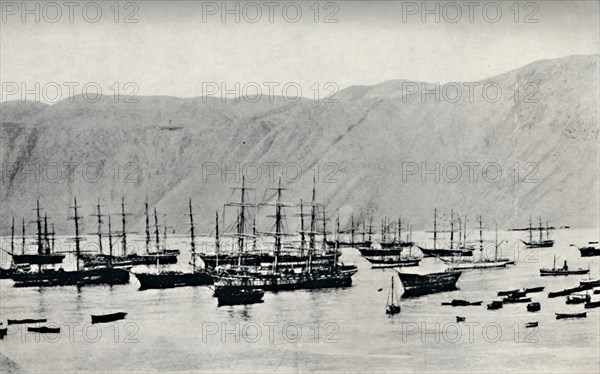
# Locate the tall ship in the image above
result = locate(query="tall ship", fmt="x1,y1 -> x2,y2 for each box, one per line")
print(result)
517,217 -> 554,248
133,199 -> 213,290
361,221 -> 422,268
417,209 -> 474,257
10,201 -> 65,266
357,217 -> 414,256
395,269 -> 462,298
442,218 -> 514,270
79,198 -> 178,267
11,197 -> 130,287
211,178 -> 358,296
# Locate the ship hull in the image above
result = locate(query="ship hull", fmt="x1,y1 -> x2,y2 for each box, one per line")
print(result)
418,247 -> 473,257
199,252 -> 338,269
11,268 -> 130,287
12,254 -> 65,265
579,246 -> 600,257
521,240 -> 554,248
540,269 -> 589,276
213,268 -> 357,295
217,289 -> 264,306
396,270 -> 461,298
363,256 -> 420,268
135,271 -> 213,290
80,253 -> 178,267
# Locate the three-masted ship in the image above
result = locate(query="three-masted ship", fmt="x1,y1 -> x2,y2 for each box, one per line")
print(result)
517,217 -> 555,248
417,209 -> 474,257
133,199 -> 212,290
211,178 -> 358,297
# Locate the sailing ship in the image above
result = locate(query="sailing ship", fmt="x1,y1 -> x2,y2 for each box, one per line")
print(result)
212,178 -> 358,295
385,276 -> 401,315
417,209 -> 473,257
11,197 -> 130,287
133,199 -> 213,290
395,269 -> 461,298
361,220 -> 421,268
0,218 -> 32,278
10,201 -> 65,266
443,219 -> 513,270
518,217 -> 554,248
79,198 -> 178,267
539,255 -> 589,276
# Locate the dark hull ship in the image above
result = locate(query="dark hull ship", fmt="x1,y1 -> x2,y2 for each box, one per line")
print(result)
12,267 -> 130,287
91,312 -> 127,324
578,243 -> 600,257
518,217 -> 554,248
396,270 -> 461,298
211,178 -> 359,296
217,287 -> 265,306
133,200 -> 211,290
213,266 -> 357,295
12,198 -> 130,288
198,251 -> 337,269
11,254 -> 65,265
136,271 -> 213,290
419,247 -> 473,257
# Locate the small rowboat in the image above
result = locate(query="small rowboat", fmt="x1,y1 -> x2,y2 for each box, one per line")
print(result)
441,299 -> 482,307
555,312 -> 587,320
27,326 -> 60,334
525,322 -> 538,328
527,302 -> 541,312
487,301 -> 503,310
503,296 -> 532,304
91,312 -> 128,324
584,300 -> 600,309
7,318 -> 47,325
456,316 -> 465,323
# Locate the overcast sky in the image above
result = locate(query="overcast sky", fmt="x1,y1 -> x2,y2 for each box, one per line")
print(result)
1,0 -> 599,101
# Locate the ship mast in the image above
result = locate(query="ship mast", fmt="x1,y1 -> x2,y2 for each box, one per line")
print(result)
350,213 -> 355,246
91,198 -> 104,254
35,200 -> 43,255
43,213 -> 50,254
162,214 -> 168,252
120,197 -> 130,256
145,197 -> 150,253
450,209 -> 454,250
433,208 -> 437,250
310,178 -> 316,250
495,222 -> 499,261
479,215 -> 483,252
10,217 -> 15,256
322,207 -> 328,250
154,208 -> 160,253
50,223 -> 55,253
528,217 -> 533,243
238,176 -> 246,256
368,217 -> 373,242
189,198 -> 196,272
69,197 -> 83,271
215,211 -> 220,268
275,178 -> 283,257
538,216 -> 543,243
21,217 -> 26,255
107,213 -> 113,266
299,199 -> 306,254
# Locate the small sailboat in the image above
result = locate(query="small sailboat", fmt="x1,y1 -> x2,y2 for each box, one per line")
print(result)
385,276 -> 401,315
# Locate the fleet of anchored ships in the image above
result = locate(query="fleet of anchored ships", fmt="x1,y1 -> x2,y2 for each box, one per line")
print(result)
1,178 -> 599,334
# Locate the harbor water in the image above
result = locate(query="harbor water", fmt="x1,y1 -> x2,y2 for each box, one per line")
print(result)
1,228 -> 599,373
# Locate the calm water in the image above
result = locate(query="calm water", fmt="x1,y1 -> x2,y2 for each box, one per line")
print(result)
1,228 -> 599,373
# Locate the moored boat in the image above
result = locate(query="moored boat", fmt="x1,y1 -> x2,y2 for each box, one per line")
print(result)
487,301 -> 503,310
540,256 -> 589,276
7,318 -> 47,325
502,296 -> 532,303
217,287 -> 264,306
555,312 -> 586,320
527,302 -> 541,312
385,276 -> 401,315
584,300 -> 600,309
566,293 -> 591,304
525,322 -> 538,328
28,326 -> 60,334
396,269 -> 461,298
91,312 -> 127,324
441,299 -> 482,306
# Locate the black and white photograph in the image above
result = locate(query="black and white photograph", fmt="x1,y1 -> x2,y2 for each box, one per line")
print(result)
0,1 -> 599,372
